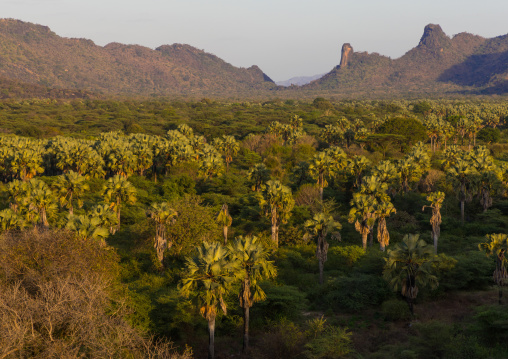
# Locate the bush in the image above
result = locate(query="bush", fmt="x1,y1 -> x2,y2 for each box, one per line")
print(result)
439,251 -> 493,291
315,274 -> 392,312
252,282 -> 307,322
327,245 -> 366,268
0,229 -> 189,358
381,299 -> 411,321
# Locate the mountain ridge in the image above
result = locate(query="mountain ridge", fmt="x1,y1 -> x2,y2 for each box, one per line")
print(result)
0,19 -> 507,98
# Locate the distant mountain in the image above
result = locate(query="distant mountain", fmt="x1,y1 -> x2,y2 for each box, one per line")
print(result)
0,19 -> 507,99
0,19 -> 275,97
276,74 -> 325,87
305,24 -> 508,96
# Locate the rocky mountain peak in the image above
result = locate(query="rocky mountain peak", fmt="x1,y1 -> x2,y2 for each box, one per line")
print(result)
339,43 -> 353,68
418,24 -> 451,50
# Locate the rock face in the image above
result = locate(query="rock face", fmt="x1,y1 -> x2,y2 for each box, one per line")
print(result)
418,24 -> 451,50
339,43 -> 353,68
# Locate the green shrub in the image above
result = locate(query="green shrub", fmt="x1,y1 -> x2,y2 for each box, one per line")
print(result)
381,299 -> 411,321
327,245 -> 365,268
303,326 -> 353,358
252,282 -> 307,323
315,274 -> 392,312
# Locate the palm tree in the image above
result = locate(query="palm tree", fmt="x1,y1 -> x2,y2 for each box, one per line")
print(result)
179,242 -> 239,359
199,154 -> 225,180
376,201 -> 396,252
347,156 -> 371,189
228,235 -> 276,352
90,203 -> 118,234
66,214 -> 110,246
101,175 -> 137,232
479,234 -> 508,304
304,213 -> 341,284
383,234 -> 439,316
214,135 -> 240,171
308,152 -> 336,201
447,158 -> 477,224
348,193 -> 377,250
216,204 -> 232,245
247,163 -> 270,192
422,192 -> 445,254
25,179 -> 58,228
54,171 -> 89,215
0,208 -> 25,232
147,202 -> 178,266
257,180 -> 295,247
359,175 -> 390,246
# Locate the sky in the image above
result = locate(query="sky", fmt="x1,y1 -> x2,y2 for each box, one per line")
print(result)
3,0 -> 508,82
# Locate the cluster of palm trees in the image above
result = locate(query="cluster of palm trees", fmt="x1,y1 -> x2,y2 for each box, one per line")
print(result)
179,236 -> 276,359
0,173 -> 134,244
0,125 -> 241,183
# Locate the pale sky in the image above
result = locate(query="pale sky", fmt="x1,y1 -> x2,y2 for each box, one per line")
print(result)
3,0 -> 508,82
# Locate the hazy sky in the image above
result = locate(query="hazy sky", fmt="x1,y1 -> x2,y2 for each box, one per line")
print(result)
3,0 -> 508,81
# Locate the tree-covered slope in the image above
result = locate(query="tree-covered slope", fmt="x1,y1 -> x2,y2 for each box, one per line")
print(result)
0,19 -> 275,97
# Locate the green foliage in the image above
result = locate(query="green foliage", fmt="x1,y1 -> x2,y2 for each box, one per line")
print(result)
316,274 -> 392,312
327,245 -> 365,267
381,299 -> 412,321
303,326 -> 353,359
251,282 -> 307,322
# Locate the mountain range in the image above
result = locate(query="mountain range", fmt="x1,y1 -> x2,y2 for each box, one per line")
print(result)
0,19 -> 507,98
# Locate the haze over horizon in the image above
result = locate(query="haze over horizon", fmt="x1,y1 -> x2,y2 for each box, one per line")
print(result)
4,0 -> 508,82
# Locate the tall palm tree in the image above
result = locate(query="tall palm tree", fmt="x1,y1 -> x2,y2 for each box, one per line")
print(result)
54,171 -> 89,215
479,234 -> 508,304
347,156 -> 371,189
308,152 -> 336,201
447,158 -> 477,224
383,234 -> 438,316
25,179 -> 58,228
348,193 -> 377,250
214,135 -> 240,171
216,204 -> 232,245
376,201 -> 396,252
101,175 -> 137,232
304,213 -> 341,284
257,180 -> 295,247
422,191 -> 445,254
228,235 -> 276,352
247,163 -> 270,192
179,242 -> 239,359
147,202 -> 178,266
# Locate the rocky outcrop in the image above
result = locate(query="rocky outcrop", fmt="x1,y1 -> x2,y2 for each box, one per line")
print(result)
339,43 -> 353,68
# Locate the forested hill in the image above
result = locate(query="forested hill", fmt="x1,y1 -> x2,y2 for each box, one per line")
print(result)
0,19 -> 275,97
305,24 -> 508,96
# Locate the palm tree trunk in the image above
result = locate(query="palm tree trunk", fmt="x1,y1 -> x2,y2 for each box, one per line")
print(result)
117,197 -> 121,231
362,230 -> 368,250
433,231 -> 438,255
243,306 -> 250,352
271,209 -> 278,247
461,200 -> 465,225
369,226 -> 374,247
407,297 -> 414,317
223,226 -> 228,245
208,318 -> 215,359
318,258 -> 324,285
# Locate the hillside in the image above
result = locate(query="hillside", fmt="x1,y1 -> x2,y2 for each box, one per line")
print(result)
306,24 -> 508,96
0,19 -> 507,98
0,19 -> 275,97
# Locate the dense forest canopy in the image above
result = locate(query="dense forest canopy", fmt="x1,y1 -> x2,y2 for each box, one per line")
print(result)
2,97 -> 508,358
